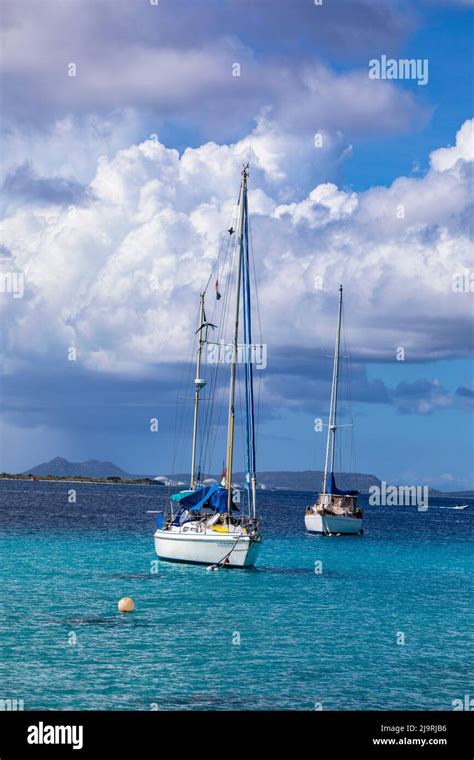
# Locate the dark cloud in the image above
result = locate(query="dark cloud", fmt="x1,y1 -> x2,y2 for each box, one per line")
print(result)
390,378 -> 452,414
1,0 -> 423,137
0,363 -> 181,433
456,385 -> 474,397
121,0 -> 415,58
0,244 -> 13,259
2,162 -> 93,206
455,385 -> 474,408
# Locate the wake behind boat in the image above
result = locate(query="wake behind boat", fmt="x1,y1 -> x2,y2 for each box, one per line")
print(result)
152,166 -> 262,568
305,285 -> 363,536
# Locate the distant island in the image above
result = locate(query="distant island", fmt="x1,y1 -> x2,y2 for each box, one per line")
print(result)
20,457 -> 150,480
0,457 -> 472,497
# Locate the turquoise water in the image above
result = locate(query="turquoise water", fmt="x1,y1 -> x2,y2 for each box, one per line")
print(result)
0,480 -> 473,710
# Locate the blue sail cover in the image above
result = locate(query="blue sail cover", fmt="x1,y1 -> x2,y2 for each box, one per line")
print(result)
170,485 -> 237,512
326,472 -> 358,496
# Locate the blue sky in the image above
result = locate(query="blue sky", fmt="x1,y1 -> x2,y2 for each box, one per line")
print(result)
342,3 -> 474,190
0,0 -> 473,489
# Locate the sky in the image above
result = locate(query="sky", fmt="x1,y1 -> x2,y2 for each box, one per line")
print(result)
0,0 -> 473,489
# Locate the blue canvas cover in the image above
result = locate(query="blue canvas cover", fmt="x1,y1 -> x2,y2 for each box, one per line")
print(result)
208,486 -> 236,512
169,485 -> 238,512
326,472 -> 358,496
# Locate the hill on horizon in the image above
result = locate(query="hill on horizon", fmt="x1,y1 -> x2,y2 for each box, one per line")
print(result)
20,458 -> 379,492
22,456 -> 150,480
16,458 -> 473,496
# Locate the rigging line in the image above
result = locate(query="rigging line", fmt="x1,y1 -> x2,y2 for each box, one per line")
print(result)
241,216 -> 251,489
209,240 -> 241,477
201,231 -> 237,478
332,303 -> 357,486
204,224 -> 234,301
171,335 -> 196,481
200,349 -> 223,479
189,196 -> 239,481
198,173 -> 248,479
205,247 -> 236,476
207,229 -> 234,326
243,238 -> 256,499
202,186 -> 241,297
201,224 -> 234,440
198,282 -> 228,475
197,218 -> 236,475
341,321 -> 350,476
236,359 -> 251,515
173,305 -> 203,481
247,213 -> 263,442
247,213 -> 262,345
171,345 -> 193,479
342,310 -> 358,481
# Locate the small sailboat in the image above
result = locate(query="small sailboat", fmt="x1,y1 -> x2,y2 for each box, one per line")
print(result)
305,285 -> 363,536
153,166 -> 262,568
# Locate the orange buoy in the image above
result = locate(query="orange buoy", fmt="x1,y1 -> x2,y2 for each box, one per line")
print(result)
118,596 -> 135,613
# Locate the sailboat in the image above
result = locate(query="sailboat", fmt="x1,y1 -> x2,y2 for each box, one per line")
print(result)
305,285 -> 363,536
153,166 -> 262,567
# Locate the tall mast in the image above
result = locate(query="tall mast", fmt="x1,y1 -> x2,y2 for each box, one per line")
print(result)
190,293 -> 206,489
225,166 -> 248,513
322,284 -> 343,495
241,180 -> 257,518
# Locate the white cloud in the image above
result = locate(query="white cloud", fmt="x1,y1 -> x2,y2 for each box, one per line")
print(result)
0,118 -> 472,384
0,111 -> 143,190
430,119 -> 474,172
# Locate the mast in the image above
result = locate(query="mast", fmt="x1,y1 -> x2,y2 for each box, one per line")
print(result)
241,181 -> 257,518
322,284 -> 343,496
225,166 -> 248,514
190,293 -> 206,489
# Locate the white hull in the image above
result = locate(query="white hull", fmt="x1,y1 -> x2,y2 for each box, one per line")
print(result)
305,512 -> 363,535
154,529 -> 260,567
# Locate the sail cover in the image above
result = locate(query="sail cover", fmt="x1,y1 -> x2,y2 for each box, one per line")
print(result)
170,485 -> 238,512
326,472 -> 358,496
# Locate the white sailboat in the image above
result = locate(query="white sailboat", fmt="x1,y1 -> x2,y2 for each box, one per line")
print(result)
305,285 -> 364,536
153,166 -> 262,568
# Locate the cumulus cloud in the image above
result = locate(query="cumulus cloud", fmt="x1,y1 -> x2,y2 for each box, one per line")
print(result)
0,116 -> 472,418
430,119 -> 474,171
0,110 -> 143,187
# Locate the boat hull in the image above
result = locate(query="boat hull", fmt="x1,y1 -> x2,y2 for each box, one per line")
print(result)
305,512 -> 363,535
154,530 -> 260,567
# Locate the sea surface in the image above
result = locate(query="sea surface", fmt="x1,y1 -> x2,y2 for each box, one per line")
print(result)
0,480 -> 473,711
